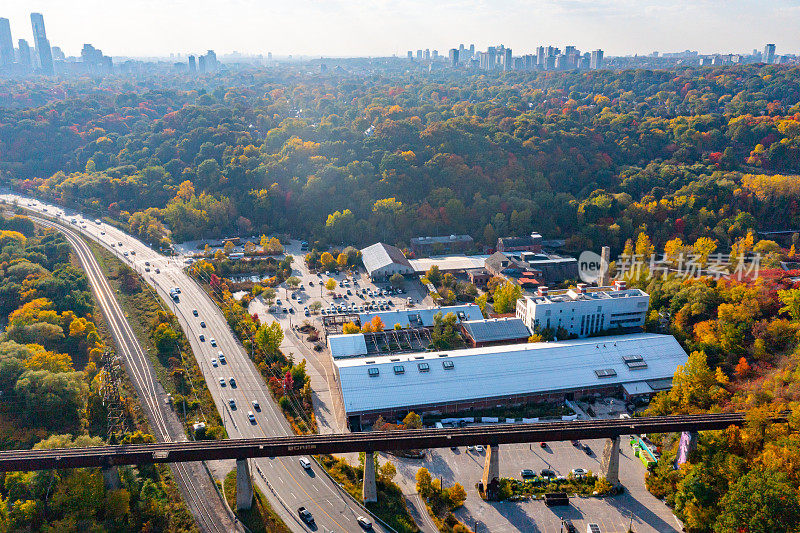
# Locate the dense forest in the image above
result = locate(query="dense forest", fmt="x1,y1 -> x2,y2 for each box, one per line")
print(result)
0,214 -> 195,531
4,63 -> 800,531
2,63 -> 800,254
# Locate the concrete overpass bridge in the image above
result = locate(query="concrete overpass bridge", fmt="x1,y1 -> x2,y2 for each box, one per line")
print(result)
0,412 -> 786,505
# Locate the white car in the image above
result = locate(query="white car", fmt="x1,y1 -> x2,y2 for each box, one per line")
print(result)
299,457 -> 312,470
211,358 -> 218,367
357,516 -> 373,529
218,377 -> 226,387
210,338 -> 217,347
247,411 -> 256,424
475,445 -> 485,452
571,468 -> 587,477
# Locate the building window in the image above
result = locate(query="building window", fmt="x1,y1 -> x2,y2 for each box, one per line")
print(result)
393,365 -> 405,375
442,360 -> 455,370
368,367 -> 380,377
418,363 -> 430,372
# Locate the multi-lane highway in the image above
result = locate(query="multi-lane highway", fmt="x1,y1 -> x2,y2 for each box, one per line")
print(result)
3,194 -> 388,533
30,216 -> 236,533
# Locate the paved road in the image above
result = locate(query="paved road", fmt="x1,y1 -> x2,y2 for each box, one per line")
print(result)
5,196 -> 386,533
30,216 -> 235,533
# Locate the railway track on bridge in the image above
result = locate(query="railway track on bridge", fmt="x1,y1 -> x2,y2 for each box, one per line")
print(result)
34,217 -> 234,533
0,412 -> 786,472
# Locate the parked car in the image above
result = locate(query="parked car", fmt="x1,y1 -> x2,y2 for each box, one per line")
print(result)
571,468 -> 587,477
540,469 -> 556,478
520,469 -> 535,479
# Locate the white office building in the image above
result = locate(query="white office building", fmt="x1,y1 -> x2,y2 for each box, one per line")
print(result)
516,280 -> 649,338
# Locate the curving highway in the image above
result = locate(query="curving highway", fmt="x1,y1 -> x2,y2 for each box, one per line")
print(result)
31,216 -> 235,533
3,193 -> 389,533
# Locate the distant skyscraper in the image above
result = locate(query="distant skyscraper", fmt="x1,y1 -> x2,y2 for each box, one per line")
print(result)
198,55 -> 207,73
432,50 -> 438,60
503,48 -> 513,70
17,39 -> 31,69
763,43 -> 776,64
206,50 -> 217,71
188,55 -> 196,72
424,48 -> 430,61
469,44 -> 475,57
448,48 -> 459,66
0,18 -> 13,68
487,46 -> 496,70
407,50 -> 413,60
30,12 -> 53,74
536,46 -> 545,66
51,46 -> 65,61
416,49 -> 422,60
590,49 -> 604,70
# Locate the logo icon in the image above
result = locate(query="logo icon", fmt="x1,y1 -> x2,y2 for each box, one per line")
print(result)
578,250 -> 607,284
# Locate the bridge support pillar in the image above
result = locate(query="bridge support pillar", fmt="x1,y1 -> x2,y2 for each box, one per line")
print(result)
363,451 -> 378,503
676,431 -> 698,467
102,466 -> 121,490
236,458 -> 254,511
481,444 -> 500,500
600,436 -> 621,487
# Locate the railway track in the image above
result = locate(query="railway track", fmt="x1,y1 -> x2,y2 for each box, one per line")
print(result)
35,218 -> 232,533
0,411 -> 786,471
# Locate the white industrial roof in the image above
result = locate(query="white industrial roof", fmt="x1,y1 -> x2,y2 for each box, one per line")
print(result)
360,243 -> 411,274
357,304 -> 482,330
408,255 -> 488,273
335,333 -> 688,415
328,334 -> 368,359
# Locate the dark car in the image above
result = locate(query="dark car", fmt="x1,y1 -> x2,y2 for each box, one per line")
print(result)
563,520 -> 577,533
298,507 -> 314,525
583,444 -> 594,456
540,469 -> 556,478
520,469 -> 535,479
540,442 -> 547,448
571,440 -> 581,447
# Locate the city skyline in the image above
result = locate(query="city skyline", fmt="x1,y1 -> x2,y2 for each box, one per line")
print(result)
6,0 -> 800,58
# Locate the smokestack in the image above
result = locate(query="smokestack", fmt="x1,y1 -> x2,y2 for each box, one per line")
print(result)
600,246 -> 611,286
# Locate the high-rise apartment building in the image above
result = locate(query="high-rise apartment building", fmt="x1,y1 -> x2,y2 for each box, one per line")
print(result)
763,43 -> 776,64
407,50 -> 413,60
188,55 -> 196,72
17,39 -> 31,69
590,49 -> 604,70
0,18 -> 13,68
448,48 -> 459,66
30,12 -> 54,74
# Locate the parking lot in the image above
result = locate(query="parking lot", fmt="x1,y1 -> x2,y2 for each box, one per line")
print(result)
389,437 -> 682,533
220,242 -> 681,532
248,241 -> 431,329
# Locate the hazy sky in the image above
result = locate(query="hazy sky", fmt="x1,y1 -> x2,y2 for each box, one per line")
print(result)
7,1 -> 800,58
